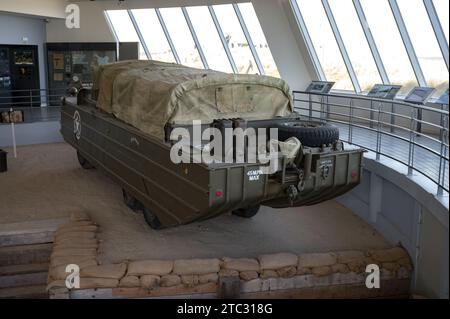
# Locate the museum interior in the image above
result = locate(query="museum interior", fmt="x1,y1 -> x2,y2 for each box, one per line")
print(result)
0,0 -> 448,300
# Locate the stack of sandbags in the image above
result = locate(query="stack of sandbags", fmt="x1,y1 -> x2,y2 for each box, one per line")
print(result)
220,257 -> 260,281
119,258 -> 220,289
47,212 -> 99,288
258,253 -> 299,279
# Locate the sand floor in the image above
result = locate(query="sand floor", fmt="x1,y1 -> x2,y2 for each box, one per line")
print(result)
0,143 -> 390,263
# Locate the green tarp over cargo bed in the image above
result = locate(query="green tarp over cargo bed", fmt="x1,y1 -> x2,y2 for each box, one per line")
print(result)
92,60 -> 294,140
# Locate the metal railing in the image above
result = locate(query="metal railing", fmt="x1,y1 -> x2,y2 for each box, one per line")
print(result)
0,88 -> 65,123
293,90 -> 449,196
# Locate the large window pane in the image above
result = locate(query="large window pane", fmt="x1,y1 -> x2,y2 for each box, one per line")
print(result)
360,0 -> 418,95
159,8 -> 204,69
328,0 -> 382,92
213,4 -> 259,74
106,10 -> 146,60
295,0 -> 354,91
131,9 -> 175,63
237,3 -> 280,77
433,0 -> 449,45
186,6 -> 233,73
397,0 -> 449,97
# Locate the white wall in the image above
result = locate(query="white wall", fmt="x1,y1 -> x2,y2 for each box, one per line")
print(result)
0,0 -> 66,18
0,12 -> 48,93
252,0 -> 314,90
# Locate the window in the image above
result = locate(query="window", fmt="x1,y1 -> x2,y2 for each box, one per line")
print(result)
295,0 -> 354,91
105,3 -> 280,77
159,8 -> 204,68
106,10 -> 146,60
433,0 -> 449,45
130,9 -> 175,63
237,3 -> 280,77
360,0 -> 418,95
186,6 -> 233,73
292,0 -> 449,97
328,0 -> 382,92
397,0 -> 449,97
213,4 -> 258,74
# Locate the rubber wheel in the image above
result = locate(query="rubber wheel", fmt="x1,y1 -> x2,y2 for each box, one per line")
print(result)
143,207 -> 163,229
276,121 -> 339,147
122,189 -> 141,212
77,151 -> 94,169
232,205 -> 260,218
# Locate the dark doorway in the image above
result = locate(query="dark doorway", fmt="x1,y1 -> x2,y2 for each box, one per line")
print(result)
0,45 -> 40,108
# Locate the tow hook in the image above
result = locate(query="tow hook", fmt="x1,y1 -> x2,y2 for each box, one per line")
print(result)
286,185 -> 298,205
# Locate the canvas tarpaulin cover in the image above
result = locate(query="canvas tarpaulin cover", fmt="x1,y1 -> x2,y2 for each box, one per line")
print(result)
92,60 -> 294,140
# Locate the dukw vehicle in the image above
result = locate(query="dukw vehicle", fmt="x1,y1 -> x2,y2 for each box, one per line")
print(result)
60,60 -> 364,229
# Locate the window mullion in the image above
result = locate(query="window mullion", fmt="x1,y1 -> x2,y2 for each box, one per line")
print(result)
155,8 -> 181,64
181,7 -> 209,69
352,0 -> 390,84
208,6 -> 238,73
233,4 -> 265,75
388,0 -> 427,86
423,0 -> 449,69
322,0 -> 361,92
289,0 -> 326,81
127,10 -> 152,60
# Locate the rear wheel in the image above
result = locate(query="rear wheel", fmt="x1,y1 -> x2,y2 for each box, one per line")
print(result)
276,121 -> 339,147
77,151 -> 94,169
143,207 -> 163,229
122,189 -> 141,212
232,205 -> 260,218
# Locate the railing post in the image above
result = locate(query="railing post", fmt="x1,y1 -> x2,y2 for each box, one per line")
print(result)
308,94 -> 312,121
407,107 -> 417,176
349,98 -> 353,144
376,102 -> 382,161
370,99 -> 374,129
326,95 -> 330,121
390,101 -> 395,133
29,89 -> 32,107
437,111 -> 448,196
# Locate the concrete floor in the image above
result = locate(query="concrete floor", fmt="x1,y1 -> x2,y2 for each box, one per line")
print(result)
0,143 -> 390,264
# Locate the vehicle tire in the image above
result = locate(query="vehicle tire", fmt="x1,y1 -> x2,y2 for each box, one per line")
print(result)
143,207 -> 163,229
276,121 -> 339,147
122,189 -> 141,212
77,151 -> 95,169
232,205 -> 260,218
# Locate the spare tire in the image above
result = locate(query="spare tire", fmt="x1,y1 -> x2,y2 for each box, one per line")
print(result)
276,121 -> 339,147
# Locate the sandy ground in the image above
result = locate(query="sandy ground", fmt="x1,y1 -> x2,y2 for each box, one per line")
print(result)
0,143 -> 390,263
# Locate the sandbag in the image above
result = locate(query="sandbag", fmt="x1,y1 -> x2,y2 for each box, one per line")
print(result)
140,275 -> 161,289
336,250 -> 366,264
119,276 -> 140,288
239,271 -> 258,281
50,255 -> 98,268
297,252 -> 337,268
312,266 -> 332,277
181,275 -> 199,287
276,266 -> 297,278
51,248 -> 97,258
80,263 -> 127,279
127,260 -> 173,276
173,258 -> 220,275
49,259 -> 98,280
160,275 -> 181,287
222,257 -> 260,272
198,273 -> 219,284
258,253 -> 298,270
